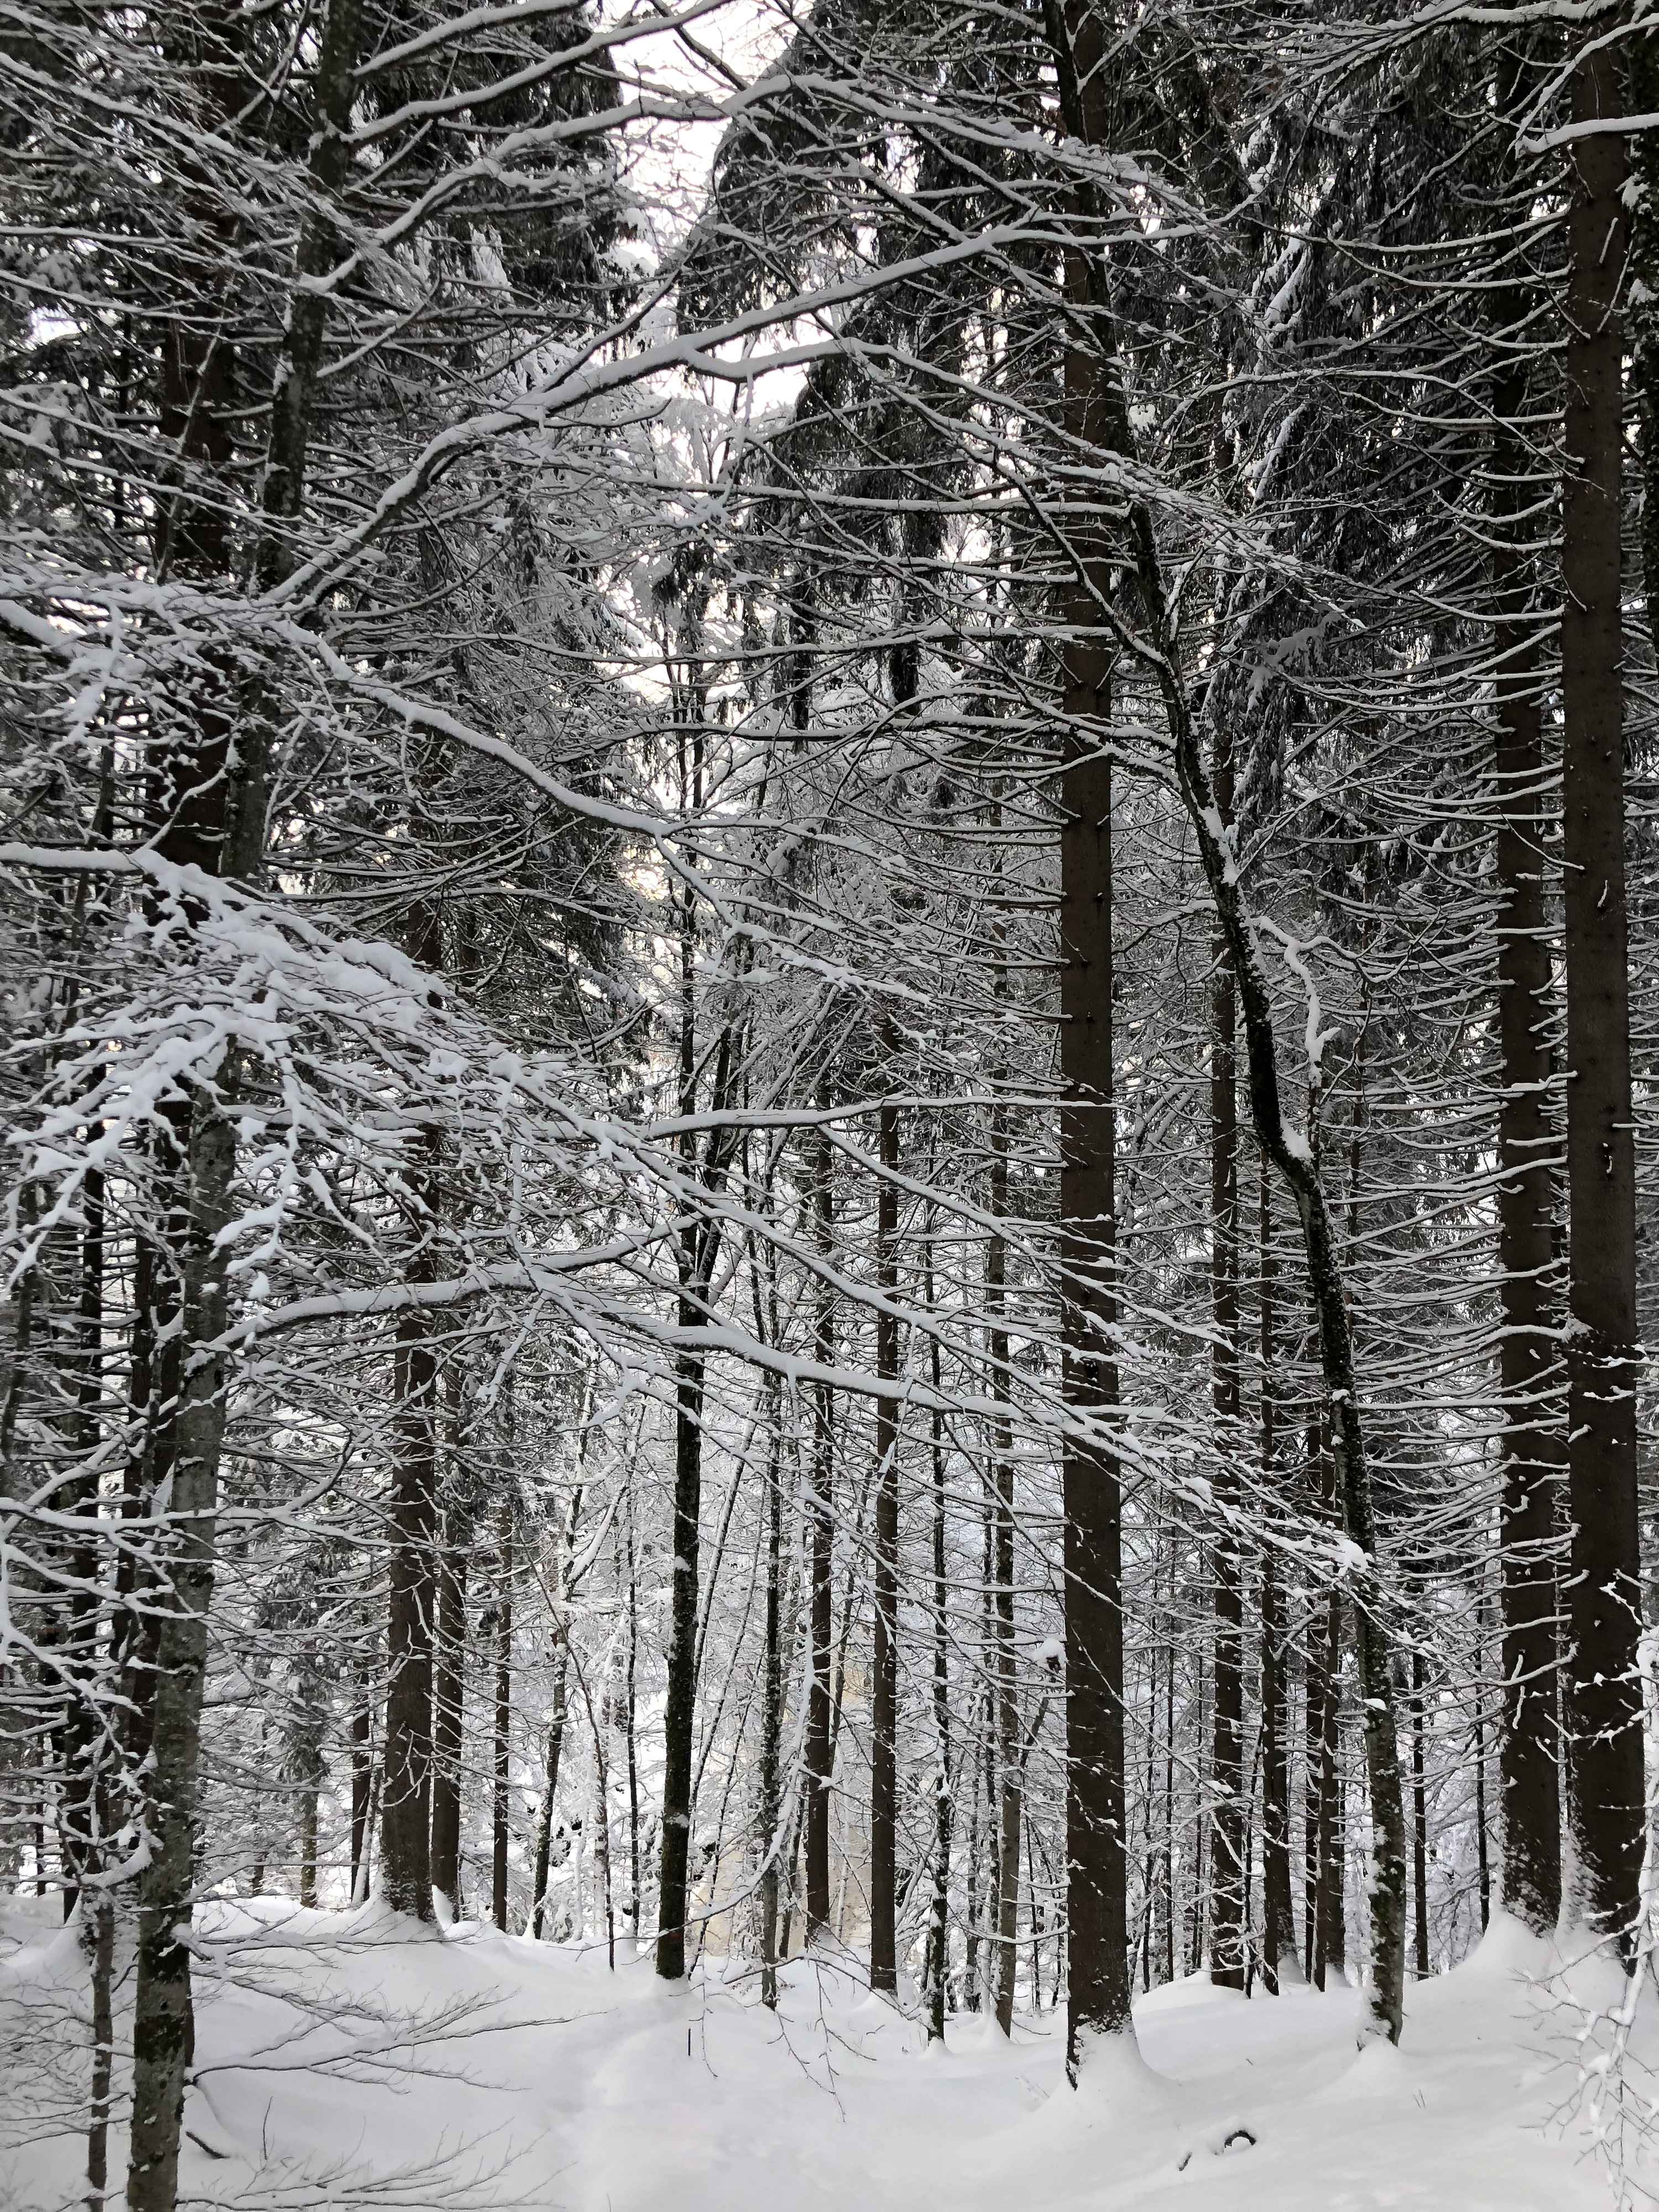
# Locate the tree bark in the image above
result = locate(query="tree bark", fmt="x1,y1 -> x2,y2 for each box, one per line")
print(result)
805,1099 -> 836,1942
381,1112 -> 441,1924
1559,41 -> 1644,1964
492,1509 -> 513,1933
430,1520 -> 467,1913
1058,593 -> 1131,2064
1411,1647 -> 1431,1978
1209,763 -> 1245,1991
124,1094 -> 235,2212
349,1695 -> 373,1905
655,1333 -> 703,1974
988,1094 -> 1021,2034
925,1222 -> 953,2039
1259,1162 -> 1292,1991
759,1413 -> 784,2007
1489,39 -> 1566,1939
870,1082 -> 901,1995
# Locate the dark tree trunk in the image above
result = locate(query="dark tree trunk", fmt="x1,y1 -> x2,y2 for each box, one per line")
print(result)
1489,41 -> 1566,1938
1559,42 -> 1644,1964
1046,0 -> 1133,2077
1314,1580 -> 1344,1987
531,1644 -> 571,1940
1412,1647 -> 1431,1978
533,1484 -> 582,1938
349,1696 -> 373,1905
1209,783 -> 1245,1990
381,1116 -> 441,1924
124,1095 -> 236,2212
925,1238 -> 953,2039
759,1415 -> 784,2007
989,1099 -> 1020,2035
1058,598 -> 1131,2064
805,1101 -> 836,1942
493,1510 -> 513,1933
429,1522 -> 467,1912
1259,1162 -> 1292,1991
870,1084 -> 901,1995
655,1332 -> 703,1978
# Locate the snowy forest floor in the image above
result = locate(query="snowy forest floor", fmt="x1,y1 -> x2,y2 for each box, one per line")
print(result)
1,1895 -> 1651,2212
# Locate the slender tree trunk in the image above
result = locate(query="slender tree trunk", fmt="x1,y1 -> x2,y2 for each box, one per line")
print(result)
1559,41 -> 1644,1964
963,1702 -> 983,2011
926,1256 -> 953,2039
1314,1578 -> 1343,1987
760,1416 -> 784,2007
656,1328 -> 703,1980
988,1096 -> 1020,2034
298,1734 -> 320,1908
531,1645 -> 570,1940
1162,1625 -> 1177,1983
805,1100 -> 836,1942
349,1696 -> 373,1905
86,1886 -> 115,2211
1057,545 -> 1131,2065
381,1115 -> 441,1924
625,1485 -> 641,1947
533,1485 -> 582,1939
1412,1647 -> 1431,1978
493,1510 -> 513,1933
60,1151 -> 107,1921
1209,797 -> 1245,1990
124,1093 -> 235,2212
1490,42 -> 1566,1937
1259,1162 -> 1292,1989
870,1083 -> 901,1995
1474,1581 -> 1492,1935
429,1524 -> 467,1912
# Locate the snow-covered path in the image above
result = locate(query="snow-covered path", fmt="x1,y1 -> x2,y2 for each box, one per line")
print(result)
0,1897 -> 1636,2209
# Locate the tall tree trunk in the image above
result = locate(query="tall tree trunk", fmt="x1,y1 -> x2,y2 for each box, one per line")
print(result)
429,1521 -> 467,1912
625,1483 -> 641,1947
381,1113 -> 441,1924
870,1083 -> 901,1995
1046,0 -> 1133,2077
492,1509 -> 513,1933
533,1481 -> 583,1937
531,1640 -> 571,1940
86,1881 -> 116,2210
1057,568 -> 1131,2066
759,1413 -> 784,2007
988,1097 -> 1021,2035
124,1093 -> 236,2212
1489,40 -> 1566,1938
805,1099 -> 836,1942
656,1298 -> 709,1978
1314,1575 -> 1344,1987
1209,762 -> 1245,1990
1559,40 -> 1644,1963
1411,1647 -> 1431,1978
925,1223 -> 953,2040
349,1695 -> 373,1905
1259,1161 -> 1292,1990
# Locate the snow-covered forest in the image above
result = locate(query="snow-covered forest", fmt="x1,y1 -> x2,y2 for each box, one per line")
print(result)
2,0 -> 1658,2204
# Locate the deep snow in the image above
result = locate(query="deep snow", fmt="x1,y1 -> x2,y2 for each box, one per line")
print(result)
0,1895 -> 1647,2210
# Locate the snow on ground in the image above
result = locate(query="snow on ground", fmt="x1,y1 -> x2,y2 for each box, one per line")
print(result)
0,1893 -> 1645,2211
